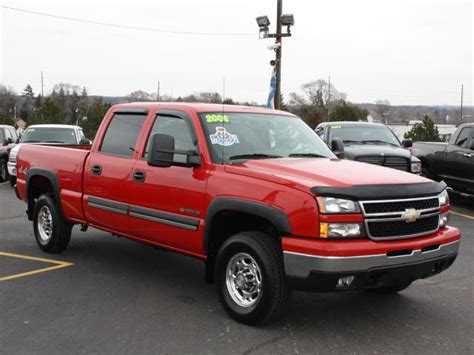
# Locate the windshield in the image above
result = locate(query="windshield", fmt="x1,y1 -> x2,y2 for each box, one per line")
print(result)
200,113 -> 335,164
328,125 -> 401,146
21,127 -> 77,144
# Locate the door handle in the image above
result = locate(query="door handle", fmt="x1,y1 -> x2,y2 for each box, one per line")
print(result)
133,171 -> 146,183
91,165 -> 102,175
463,153 -> 472,158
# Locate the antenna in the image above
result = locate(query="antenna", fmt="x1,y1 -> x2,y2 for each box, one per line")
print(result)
221,75 -> 226,164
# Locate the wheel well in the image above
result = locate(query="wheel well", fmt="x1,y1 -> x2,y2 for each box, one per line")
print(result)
27,175 -> 55,220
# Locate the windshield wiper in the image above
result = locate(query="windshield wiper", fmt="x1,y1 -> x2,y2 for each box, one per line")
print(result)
342,139 -> 361,144
359,140 -> 399,147
288,153 -> 326,158
44,140 -> 67,143
229,153 -> 283,162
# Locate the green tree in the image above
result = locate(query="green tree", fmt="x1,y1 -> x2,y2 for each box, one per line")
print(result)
0,112 -> 16,126
404,115 -> 441,142
81,98 -> 110,139
329,101 -> 368,121
38,98 -> 64,124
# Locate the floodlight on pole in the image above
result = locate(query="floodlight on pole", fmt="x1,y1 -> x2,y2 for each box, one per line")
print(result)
255,1 -> 294,110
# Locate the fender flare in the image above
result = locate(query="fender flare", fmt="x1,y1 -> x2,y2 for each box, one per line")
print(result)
203,197 -> 291,255
25,168 -> 63,220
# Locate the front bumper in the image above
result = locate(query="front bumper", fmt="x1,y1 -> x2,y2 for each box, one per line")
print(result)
7,161 -> 16,176
283,227 -> 460,291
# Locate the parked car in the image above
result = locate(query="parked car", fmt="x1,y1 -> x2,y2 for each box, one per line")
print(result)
315,121 -> 422,174
0,125 -> 19,182
411,123 -> 474,197
7,124 -> 90,187
15,103 -> 460,325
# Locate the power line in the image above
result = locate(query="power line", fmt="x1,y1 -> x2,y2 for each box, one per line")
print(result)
0,5 -> 254,37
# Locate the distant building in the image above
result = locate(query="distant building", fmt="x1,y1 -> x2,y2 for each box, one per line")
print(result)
388,122 -> 457,142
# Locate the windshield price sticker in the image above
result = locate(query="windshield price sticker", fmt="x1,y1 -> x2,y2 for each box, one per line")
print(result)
210,127 -> 239,146
332,125 -> 341,129
206,114 -> 230,123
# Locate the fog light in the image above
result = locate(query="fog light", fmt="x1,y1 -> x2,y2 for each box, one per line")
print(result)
439,213 -> 450,228
337,276 -> 355,289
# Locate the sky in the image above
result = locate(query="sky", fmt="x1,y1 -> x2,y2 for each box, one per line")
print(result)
0,0 -> 472,106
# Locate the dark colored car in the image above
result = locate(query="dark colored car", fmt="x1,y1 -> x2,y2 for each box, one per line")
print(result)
315,121 -> 422,174
0,125 -> 19,182
411,123 -> 474,197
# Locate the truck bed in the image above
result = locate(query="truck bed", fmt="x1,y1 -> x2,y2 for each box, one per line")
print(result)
16,144 -> 91,222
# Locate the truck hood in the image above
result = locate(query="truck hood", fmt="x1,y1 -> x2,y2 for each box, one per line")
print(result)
225,158 -> 431,194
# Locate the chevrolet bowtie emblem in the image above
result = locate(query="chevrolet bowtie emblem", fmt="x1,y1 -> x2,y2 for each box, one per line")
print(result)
402,208 -> 421,223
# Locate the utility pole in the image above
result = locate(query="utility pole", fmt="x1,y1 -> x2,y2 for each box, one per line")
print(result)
460,84 -> 464,123
274,0 -> 283,110
256,3 -> 294,110
327,75 -> 331,120
41,70 -> 44,97
157,81 -> 160,102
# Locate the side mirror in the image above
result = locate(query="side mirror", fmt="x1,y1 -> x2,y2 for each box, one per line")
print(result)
80,138 -> 91,145
147,133 -> 202,168
402,139 -> 413,148
331,138 -> 345,159
148,133 -> 175,167
469,138 -> 474,151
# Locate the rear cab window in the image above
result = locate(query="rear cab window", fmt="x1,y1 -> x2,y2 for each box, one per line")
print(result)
455,127 -> 472,148
99,113 -> 147,158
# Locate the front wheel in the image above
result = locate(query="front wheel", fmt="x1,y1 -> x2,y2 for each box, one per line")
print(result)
0,159 -> 8,182
33,195 -> 73,253
215,231 -> 288,325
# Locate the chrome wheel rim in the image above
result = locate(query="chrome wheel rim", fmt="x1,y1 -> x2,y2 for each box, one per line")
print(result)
226,252 -> 263,308
37,206 -> 53,244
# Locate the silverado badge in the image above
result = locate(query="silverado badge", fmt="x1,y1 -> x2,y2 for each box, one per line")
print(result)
402,208 -> 421,223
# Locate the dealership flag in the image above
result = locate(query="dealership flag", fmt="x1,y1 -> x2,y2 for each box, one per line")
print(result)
267,69 -> 277,109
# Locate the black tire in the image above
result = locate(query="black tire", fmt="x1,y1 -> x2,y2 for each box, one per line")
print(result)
9,176 -> 16,188
0,159 -> 8,182
368,281 -> 412,294
215,231 -> 288,325
33,195 -> 72,253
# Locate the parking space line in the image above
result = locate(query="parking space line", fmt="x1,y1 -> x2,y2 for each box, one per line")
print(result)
451,211 -> 474,220
0,182 -> 8,186
0,252 -> 74,282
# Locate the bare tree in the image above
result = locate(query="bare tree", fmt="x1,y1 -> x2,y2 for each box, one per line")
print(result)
288,79 -> 346,127
374,99 -> 392,123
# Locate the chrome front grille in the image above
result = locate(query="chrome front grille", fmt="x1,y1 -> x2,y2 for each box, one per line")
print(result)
360,196 -> 440,240
356,155 -> 410,172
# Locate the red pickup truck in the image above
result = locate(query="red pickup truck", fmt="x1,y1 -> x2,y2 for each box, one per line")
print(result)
15,103 -> 460,325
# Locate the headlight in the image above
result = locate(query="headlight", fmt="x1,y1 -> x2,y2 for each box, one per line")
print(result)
316,197 -> 360,214
9,149 -> 18,163
438,189 -> 449,206
320,223 -> 364,239
439,213 -> 450,228
411,162 -> 422,173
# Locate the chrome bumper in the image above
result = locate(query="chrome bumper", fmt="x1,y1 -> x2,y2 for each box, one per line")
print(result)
7,161 -> 16,176
284,240 -> 460,278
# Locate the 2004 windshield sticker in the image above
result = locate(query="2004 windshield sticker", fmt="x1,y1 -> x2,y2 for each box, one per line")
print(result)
210,127 -> 239,146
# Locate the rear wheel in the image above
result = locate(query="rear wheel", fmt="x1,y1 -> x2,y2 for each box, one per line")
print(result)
215,231 -> 288,325
0,159 -> 8,182
33,195 -> 72,253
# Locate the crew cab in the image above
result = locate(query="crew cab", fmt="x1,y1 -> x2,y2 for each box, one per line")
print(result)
0,125 -> 19,183
15,103 -> 461,325
411,123 -> 474,197
8,124 -> 89,187
315,121 -> 422,174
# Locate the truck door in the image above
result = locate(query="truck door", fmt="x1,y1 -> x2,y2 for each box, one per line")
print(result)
129,110 -> 207,256
83,110 -> 148,234
442,127 -> 473,193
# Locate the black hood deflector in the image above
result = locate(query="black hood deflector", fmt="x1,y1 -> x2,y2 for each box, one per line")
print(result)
310,181 -> 447,200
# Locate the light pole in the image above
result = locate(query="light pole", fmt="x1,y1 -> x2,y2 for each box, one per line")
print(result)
256,1 -> 294,110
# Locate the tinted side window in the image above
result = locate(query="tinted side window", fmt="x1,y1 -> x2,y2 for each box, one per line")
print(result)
100,114 -> 146,158
144,114 -> 195,161
455,128 -> 471,148
0,129 -> 4,143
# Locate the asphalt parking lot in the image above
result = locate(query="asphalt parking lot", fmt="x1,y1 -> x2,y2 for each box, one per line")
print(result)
0,182 -> 473,354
